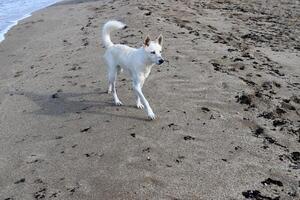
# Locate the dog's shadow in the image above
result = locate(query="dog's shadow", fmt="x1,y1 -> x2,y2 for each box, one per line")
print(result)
19,90 -> 148,121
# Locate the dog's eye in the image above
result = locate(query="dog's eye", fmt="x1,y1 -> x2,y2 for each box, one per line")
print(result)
150,51 -> 155,54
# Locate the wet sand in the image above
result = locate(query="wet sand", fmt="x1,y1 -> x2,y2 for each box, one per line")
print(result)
0,0 -> 299,199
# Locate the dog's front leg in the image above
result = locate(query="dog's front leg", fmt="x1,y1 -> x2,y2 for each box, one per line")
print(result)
135,79 -> 145,109
133,82 -> 155,120
136,96 -> 144,109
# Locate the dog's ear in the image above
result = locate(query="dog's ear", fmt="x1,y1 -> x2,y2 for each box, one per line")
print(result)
144,35 -> 151,46
157,34 -> 163,46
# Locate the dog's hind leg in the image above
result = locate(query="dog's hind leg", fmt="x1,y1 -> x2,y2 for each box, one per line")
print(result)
107,66 -> 121,93
105,55 -> 113,94
108,84 -> 112,94
106,60 -> 123,106
109,69 -> 123,106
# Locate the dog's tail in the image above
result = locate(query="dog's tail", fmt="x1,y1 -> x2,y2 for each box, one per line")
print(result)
102,20 -> 127,48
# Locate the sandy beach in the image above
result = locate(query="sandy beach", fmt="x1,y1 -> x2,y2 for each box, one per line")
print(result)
0,0 -> 299,199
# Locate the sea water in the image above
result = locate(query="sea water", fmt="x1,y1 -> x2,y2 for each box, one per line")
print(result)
0,0 -> 61,42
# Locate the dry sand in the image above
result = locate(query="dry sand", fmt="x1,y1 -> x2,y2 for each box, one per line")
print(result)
0,0 -> 299,199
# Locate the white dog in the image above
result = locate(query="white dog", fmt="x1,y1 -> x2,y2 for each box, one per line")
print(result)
102,20 -> 164,120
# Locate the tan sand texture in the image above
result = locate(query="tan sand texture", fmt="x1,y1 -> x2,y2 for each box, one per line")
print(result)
0,0 -> 299,199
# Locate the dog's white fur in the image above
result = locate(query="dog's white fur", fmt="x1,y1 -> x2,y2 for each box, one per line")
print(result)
102,20 -> 164,120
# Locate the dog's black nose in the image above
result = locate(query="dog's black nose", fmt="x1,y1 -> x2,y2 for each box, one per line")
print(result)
158,59 -> 164,64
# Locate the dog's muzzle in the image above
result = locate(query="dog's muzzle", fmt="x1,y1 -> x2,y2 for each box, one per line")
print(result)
158,59 -> 164,65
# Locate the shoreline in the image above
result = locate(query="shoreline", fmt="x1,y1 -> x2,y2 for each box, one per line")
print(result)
0,0 -> 299,199
0,13 -> 31,42
0,0 -> 62,43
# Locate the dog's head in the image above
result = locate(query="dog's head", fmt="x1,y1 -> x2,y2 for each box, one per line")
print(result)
143,35 -> 164,65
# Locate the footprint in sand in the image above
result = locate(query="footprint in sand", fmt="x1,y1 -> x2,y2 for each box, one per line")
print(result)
81,38 -> 89,46
34,187 -> 46,199
25,154 -> 45,164
63,39 -> 72,46
14,71 -> 23,77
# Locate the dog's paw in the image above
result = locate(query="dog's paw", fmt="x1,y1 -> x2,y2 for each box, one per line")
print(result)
148,112 -> 156,120
115,100 -> 123,106
136,102 -> 144,109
